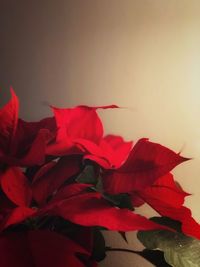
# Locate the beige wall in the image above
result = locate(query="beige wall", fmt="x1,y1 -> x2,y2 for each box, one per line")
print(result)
1,1 -> 200,266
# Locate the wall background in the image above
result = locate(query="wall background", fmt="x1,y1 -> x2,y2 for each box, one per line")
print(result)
1,1 -> 200,266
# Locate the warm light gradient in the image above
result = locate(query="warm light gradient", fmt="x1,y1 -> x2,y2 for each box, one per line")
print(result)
1,1 -> 200,266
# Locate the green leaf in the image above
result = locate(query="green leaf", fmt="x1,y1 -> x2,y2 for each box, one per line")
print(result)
92,228 -> 106,262
95,177 -> 103,192
103,193 -> 134,210
118,231 -> 128,243
137,249 -> 171,267
76,165 -> 97,184
137,217 -> 200,267
150,217 -> 182,232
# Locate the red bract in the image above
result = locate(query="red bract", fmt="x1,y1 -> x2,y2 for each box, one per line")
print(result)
0,167 -> 32,206
0,162 -> 172,233
45,191 -> 173,232
46,105 -> 132,169
32,155 -> 82,205
46,105 -> 111,156
1,87 -> 200,267
102,138 -> 188,194
36,177 -> 174,232
0,230 -> 88,267
75,134 -> 133,169
0,166 -> 35,231
0,88 -> 56,167
136,173 -> 200,239
0,207 -> 36,232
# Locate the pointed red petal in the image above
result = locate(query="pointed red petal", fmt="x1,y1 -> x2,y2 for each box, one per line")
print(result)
32,161 -> 56,183
140,173 -> 189,208
46,139 -> 82,156
18,129 -> 52,166
47,105 -> 118,157
137,174 -> 200,239
13,117 -> 56,154
0,207 -> 35,231
181,215 -> 200,239
103,139 -> 189,194
130,193 -> 145,207
47,192 -> 173,232
121,138 -> 188,174
0,167 -> 32,206
8,116 -> 56,166
75,135 -> 132,169
32,156 -> 81,205
51,183 -> 91,203
0,125 -> 55,167
102,135 -> 133,168
52,106 -> 104,144
74,138 -> 111,168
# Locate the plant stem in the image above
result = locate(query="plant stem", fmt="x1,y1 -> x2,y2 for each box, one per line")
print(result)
105,247 -> 140,254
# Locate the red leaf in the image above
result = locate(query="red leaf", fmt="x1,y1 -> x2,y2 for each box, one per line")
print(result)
102,135 -> 133,168
121,138 -> 188,172
17,117 -> 56,138
52,105 -> 104,144
0,167 -> 32,206
15,129 -> 52,166
0,88 -> 19,153
0,100 -> 56,166
73,139 -> 111,168
51,183 -> 91,203
139,173 -> 189,208
181,215 -> 200,239
0,207 -> 35,231
32,161 -> 56,183
130,193 -> 145,207
46,139 -> 81,156
0,230 -> 88,267
47,105 -> 118,156
137,173 -> 200,239
12,118 -> 56,164
102,139 -> 189,194
32,156 -> 81,205
76,135 -> 133,169
45,192 -> 173,232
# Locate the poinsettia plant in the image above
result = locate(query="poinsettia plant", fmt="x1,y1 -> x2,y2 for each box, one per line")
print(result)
0,88 -> 200,267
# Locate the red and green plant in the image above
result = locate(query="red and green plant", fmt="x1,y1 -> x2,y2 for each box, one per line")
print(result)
0,88 -> 199,267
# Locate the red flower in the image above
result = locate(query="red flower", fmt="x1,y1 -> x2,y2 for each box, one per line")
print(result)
2,87 -> 200,267
75,134 -> 133,169
0,166 -> 35,231
0,88 -> 56,167
136,173 -> 200,239
102,138 -> 188,194
32,155 -> 82,205
44,190 -> 173,232
98,139 -> 200,238
1,167 -> 32,206
31,165 -> 176,232
46,105 -> 132,169
0,162 -> 172,233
